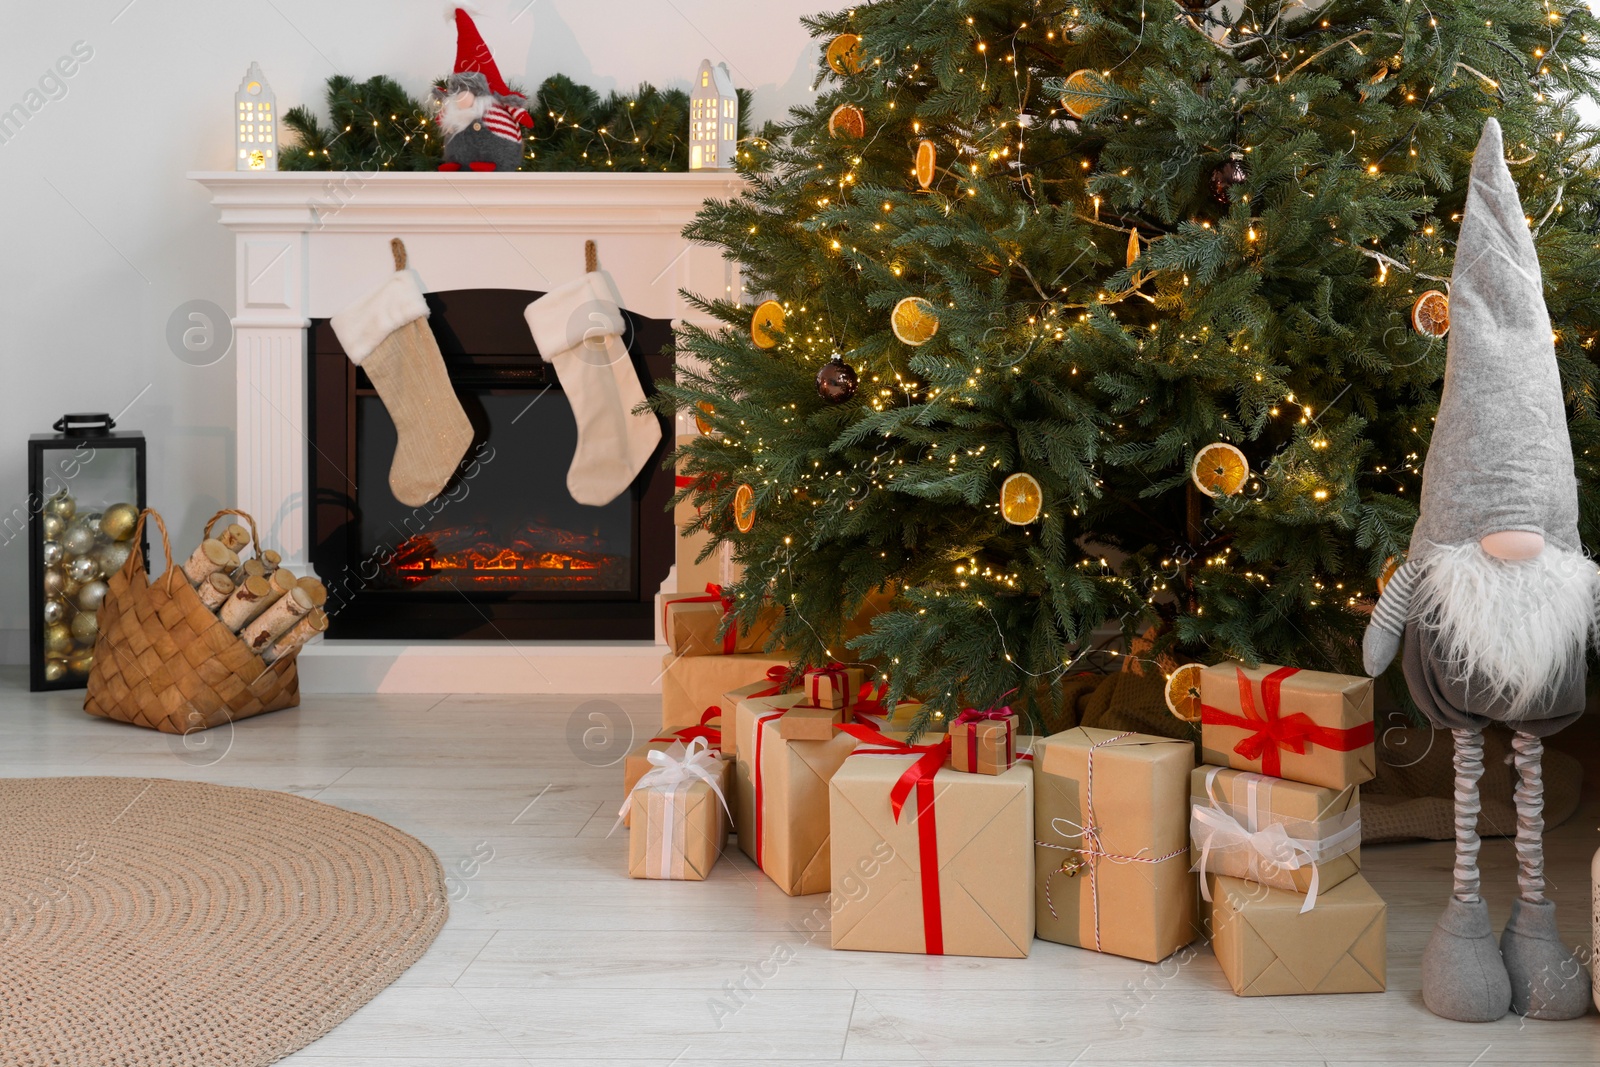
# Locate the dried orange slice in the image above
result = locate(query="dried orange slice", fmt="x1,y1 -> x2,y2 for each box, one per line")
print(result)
1000,472 -> 1042,525
1060,69 -> 1113,120
1165,662 -> 1207,722
750,300 -> 785,350
891,296 -> 939,346
915,139 -> 937,189
826,33 -> 865,75
1126,228 -> 1140,268
732,483 -> 756,533
1377,554 -> 1404,594
693,401 -> 715,435
1192,443 -> 1249,498
1411,289 -> 1449,337
829,104 -> 866,139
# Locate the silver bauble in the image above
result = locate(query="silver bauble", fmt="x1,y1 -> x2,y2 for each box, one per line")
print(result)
97,542 -> 132,575
63,525 -> 96,557
42,598 -> 67,625
42,567 -> 65,596
41,540 -> 63,566
46,494 -> 75,521
68,556 -> 99,583
76,580 -> 108,613
61,576 -> 81,599
43,622 -> 72,656
67,648 -> 94,676
43,658 -> 67,683
70,611 -> 98,645
42,514 -> 64,540
101,503 -> 139,543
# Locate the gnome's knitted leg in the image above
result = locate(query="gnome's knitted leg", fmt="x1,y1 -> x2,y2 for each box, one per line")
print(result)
1500,731 -> 1591,1020
1421,728 -> 1512,1022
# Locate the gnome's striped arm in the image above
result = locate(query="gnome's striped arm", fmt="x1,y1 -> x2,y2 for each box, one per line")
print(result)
1363,560 -> 1421,676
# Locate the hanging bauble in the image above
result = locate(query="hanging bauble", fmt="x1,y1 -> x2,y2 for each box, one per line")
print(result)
77,579 -> 109,613
63,523 -> 97,558
891,297 -> 939,346
1164,663 -> 1207,722
42,566 -> 65,597
751,300 -> 785,350
1059,69 -> 1113,120
1000,472 -> 1043,525
41,540 -> 63,567
733,483 -> 756,533
46,493 -> 76,521
68,556 -> 99,584
1210,152 -> 1248,205
67,648 -> 94,677
43,658 -> 67,683
42,514 -> 64,540
826,33 -> 865,75
915,139 -> 936,190
1192,443 -> 1249,498
44,622 -> 72,657
42,598 -> 67,626
70,611 -> 98,646
816,355 -> 859,403
828,104 -> 866,140
1410,290 -> 1450,338
101,502 -> 139,542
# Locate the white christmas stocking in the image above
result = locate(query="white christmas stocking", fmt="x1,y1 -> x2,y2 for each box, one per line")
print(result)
331,258 -> 473,507
524,272 -> 663,506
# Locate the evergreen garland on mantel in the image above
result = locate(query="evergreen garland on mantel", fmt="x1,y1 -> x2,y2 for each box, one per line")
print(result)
279,74 -> 755,173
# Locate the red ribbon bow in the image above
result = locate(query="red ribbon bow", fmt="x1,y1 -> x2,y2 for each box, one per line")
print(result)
651,706 -> 722,747
952,707 -> 1016,773
841,722 -> 953,955
1199,667 -> 1374,778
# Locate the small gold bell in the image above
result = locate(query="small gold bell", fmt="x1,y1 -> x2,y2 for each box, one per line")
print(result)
1059,859 -> 1084,878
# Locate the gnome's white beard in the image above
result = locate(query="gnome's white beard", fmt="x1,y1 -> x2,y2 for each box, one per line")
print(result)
440,93 -> 489,137
1414,540 -> 1600,719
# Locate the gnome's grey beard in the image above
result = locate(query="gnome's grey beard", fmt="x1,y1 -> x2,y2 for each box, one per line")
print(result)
1413,540 -> 1599,719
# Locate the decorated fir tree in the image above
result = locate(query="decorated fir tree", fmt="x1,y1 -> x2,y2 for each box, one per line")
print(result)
660,0 -> 1600,725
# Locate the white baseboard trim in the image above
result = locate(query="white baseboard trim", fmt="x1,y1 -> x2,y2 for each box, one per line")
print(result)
296,639 -> 668,694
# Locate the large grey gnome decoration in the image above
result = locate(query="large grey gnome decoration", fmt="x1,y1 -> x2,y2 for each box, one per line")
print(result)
1364,118 -> 1596,1022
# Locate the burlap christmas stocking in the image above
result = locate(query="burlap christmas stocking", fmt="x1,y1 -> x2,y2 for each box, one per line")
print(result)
331,242 -> 473,507
524,272 -> 662,506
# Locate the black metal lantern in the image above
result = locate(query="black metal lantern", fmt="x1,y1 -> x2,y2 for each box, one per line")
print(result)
28,414 -> 146,691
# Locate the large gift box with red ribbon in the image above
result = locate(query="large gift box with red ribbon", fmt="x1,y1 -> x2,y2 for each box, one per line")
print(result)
829,726 -> 1034,957
621,707 -> 726,828
1199,663 -> 1375,790
622,739 -> 734,881
661,585 -> 782,657
1207,871 -> 1387,995
1033,727 -> 1197,963
661,653 -> 792,739
1190,766 -> 1361,906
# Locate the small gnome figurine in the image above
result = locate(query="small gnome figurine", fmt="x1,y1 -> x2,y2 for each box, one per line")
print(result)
1364,118 -> 1595,1022
434,8 -> 531,172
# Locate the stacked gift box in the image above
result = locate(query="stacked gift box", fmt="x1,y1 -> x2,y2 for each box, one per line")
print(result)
1193,662 -> 1385,996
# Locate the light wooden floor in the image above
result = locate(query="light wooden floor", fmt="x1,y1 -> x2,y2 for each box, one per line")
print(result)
4,669 -> 1597,1065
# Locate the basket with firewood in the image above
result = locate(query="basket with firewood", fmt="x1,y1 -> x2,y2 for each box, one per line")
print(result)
83,508 -> 328,733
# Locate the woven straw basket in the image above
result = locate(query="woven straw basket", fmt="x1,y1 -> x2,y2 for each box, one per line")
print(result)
84,508 -> 301,733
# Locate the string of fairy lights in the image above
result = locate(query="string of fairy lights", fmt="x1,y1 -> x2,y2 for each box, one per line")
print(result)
688,0 -> 1596,697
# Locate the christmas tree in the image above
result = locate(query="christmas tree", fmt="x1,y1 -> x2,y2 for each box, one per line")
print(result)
661,0 -> 1600,724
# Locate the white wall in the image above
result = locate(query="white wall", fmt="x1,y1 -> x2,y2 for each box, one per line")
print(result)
0,0 -> 821,661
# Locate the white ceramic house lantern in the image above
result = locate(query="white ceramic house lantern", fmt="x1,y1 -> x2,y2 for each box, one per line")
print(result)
689,59 -> 737,171
235,62 -> 278,172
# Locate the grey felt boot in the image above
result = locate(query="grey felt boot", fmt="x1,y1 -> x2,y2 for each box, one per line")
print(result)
1501,897 -> 1591,1020
1422,897 -> 1512,1022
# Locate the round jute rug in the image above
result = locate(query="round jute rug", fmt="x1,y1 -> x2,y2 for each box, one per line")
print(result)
0,777 -> 449,1066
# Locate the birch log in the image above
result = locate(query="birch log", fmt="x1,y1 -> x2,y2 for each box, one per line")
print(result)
218,524 -> 251,553
219,575 -> 274,632
262,608 -> 328,664
297,577 -> 327,608
232,557 -> 266,584
198,571 -> 235,611
181,539 -> 236,587
240,586 -> 313,653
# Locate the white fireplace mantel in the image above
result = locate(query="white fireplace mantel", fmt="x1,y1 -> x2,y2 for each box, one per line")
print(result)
189,170 -> 746,693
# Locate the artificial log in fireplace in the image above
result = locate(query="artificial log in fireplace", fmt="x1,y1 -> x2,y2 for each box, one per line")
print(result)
307,288 -> 674,640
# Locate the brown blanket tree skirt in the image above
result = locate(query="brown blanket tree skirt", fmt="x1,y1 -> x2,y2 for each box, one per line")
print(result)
0,777 -> 448,1066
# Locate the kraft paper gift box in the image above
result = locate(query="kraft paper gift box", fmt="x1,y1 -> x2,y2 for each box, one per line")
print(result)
1207,872 -> 1387,996
1034,727 -> 1197,963
662,586 -> 783,658
798,663 -> 867,710
1200,662 -> 1376,790
733,692 -> 857,895
624,740 -> 734,881
948,710 -> 1019,775
660,653 -> 791,738
1191,765 -> 1361,906
621,708 -> 726,828
829,733 -> 1034,957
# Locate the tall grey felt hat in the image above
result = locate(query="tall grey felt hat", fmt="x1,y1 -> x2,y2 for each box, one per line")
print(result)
1407,117 -> 1580,560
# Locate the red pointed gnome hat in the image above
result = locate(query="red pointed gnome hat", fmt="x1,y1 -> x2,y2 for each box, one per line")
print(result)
449,7 -> 522,100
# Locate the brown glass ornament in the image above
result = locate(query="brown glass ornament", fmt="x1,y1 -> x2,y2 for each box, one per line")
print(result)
1210,153 -> 1247,205
816,355 -> 859,403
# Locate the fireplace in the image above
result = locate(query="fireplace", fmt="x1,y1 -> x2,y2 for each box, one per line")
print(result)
307,288 -> 675,641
